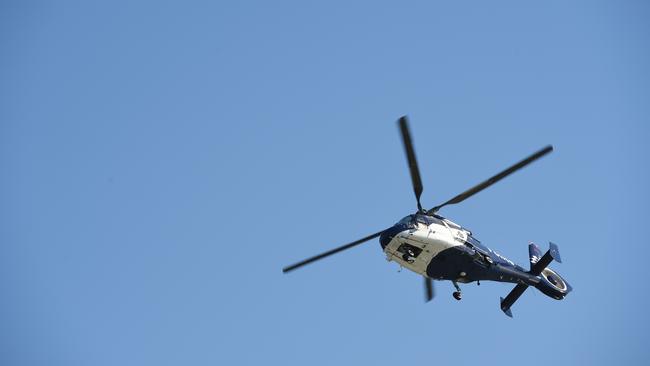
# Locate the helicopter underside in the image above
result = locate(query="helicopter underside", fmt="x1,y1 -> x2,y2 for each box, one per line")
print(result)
425,246 -> 509,283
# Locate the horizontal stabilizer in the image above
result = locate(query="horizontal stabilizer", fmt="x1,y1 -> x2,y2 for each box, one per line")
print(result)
500,283 -> 528,317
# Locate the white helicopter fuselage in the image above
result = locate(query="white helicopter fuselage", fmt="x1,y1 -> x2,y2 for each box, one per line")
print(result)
380,214 -> 522,284
383,218 -> 467,276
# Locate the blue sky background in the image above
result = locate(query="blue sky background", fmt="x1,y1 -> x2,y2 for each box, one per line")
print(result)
2,1 -> 649,365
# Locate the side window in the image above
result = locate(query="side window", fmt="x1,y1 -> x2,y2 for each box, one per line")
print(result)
397,243 -> 423,263
466,235 -> 481,247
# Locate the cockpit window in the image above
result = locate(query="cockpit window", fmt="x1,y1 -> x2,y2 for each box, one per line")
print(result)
397,215 -> 415,225
466,235 -> 481,247
396,214 -> 445,227
415,215 -> 443,226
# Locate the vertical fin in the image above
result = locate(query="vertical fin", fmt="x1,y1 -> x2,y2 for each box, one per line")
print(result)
528,242 -> 542,271
530,242 -> 562,276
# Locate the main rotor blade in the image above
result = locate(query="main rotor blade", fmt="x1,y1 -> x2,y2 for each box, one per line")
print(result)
429,145 -> 553,213
282,230 -> 385,273
424,277 -> 435,302
398,116 -> 424,212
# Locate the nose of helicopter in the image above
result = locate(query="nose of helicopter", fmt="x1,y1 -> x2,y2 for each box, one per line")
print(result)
379,224 -> 408,249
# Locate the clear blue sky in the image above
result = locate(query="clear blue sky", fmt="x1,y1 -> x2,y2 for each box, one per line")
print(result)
2,1 -> 649,365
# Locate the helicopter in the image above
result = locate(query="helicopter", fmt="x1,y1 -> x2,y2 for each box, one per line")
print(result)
282,116 -> 572,317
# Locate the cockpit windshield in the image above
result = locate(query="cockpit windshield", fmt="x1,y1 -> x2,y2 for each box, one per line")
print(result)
397,215 -> 415,225
416,215 -> 444,226
397,214 -> 444,226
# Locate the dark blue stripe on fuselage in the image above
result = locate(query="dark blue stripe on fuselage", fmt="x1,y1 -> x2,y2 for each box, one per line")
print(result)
426,246 -> 533,284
